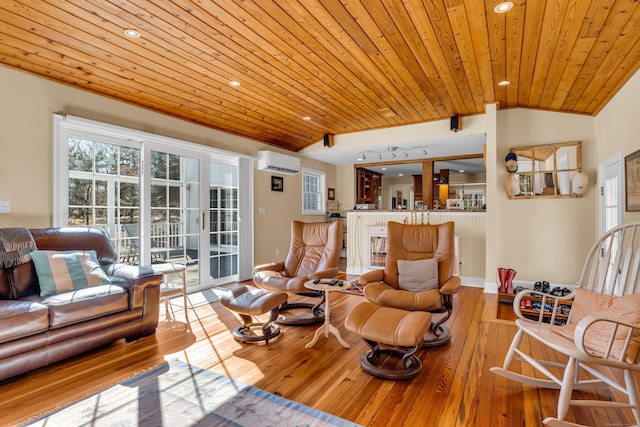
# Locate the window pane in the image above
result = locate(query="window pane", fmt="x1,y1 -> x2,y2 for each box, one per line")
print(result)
68,138 -> 93,172
151,184 -> 167,207
119,182 -> 139,207
69,207 -> 91,225
69,178 -> 92,206
95,180 -> 108,206
151,208 -> 167,223
169,154 -> 181,180
95,142 -> 118,174
120,147 -> 139,177
169,185 -> 180,208
119,208 -> 138,224
151,151 -> 167,179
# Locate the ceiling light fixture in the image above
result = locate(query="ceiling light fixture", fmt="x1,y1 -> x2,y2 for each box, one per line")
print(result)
392,153 -> 396,159
404,152 -> 409,158
229,80 -> 241,87
302,116 -> 312,121
423,149 -> 428,156
378,153 -> 382,160
494,2 -> 513,13
123,29 -> 140,38
498,80 -> 511,86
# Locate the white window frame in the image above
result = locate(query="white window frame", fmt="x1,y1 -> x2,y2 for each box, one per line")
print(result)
302,167 -> 326,215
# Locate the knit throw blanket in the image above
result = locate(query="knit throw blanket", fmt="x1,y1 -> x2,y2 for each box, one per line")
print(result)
0,228 -> 36,268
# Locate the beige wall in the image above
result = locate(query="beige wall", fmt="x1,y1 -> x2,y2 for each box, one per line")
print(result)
0,66 -> 335,267
595,69 -> 640,225
493,108 -> 596,285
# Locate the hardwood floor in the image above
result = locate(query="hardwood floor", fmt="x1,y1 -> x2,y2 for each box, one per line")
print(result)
1,284 -> 638,426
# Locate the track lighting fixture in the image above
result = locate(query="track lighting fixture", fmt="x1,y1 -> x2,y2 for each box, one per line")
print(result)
404,152 -> 409,158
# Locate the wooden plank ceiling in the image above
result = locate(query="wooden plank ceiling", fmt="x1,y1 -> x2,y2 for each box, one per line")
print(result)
1,1 -> 639,152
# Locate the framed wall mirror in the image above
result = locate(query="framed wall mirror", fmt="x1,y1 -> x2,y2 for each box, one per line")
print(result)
508,141 -> 582,199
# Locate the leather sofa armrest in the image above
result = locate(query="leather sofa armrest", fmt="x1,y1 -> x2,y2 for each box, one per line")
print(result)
440,275 -> 462,295
106,264 -> 163,309
359,269 -> 384,284
254,261 -> 285,273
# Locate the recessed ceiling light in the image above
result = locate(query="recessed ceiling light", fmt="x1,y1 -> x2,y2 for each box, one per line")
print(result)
494,2 -> 513,13
459,169 -> 465,173
398,173 -> 404,177
498,80 -> 511,86
229,81 -> 241,87
302,116 -> 312,121
381,167 -> 387,171
123,29 -> 140,38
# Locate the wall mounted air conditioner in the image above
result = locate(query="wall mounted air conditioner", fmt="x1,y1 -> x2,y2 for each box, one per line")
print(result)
256,150 -> 301,176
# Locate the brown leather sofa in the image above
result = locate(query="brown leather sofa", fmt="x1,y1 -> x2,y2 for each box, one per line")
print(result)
0,227 -> 163,382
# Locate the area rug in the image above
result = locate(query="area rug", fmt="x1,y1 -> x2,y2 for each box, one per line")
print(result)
339,282 -> 364,296
24,360 -> 362,427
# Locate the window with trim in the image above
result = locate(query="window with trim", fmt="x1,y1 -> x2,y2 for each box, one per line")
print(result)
302,168 -> 326,215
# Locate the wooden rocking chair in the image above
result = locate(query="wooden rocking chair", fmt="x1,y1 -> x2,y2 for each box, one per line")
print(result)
491,222 -> 640,427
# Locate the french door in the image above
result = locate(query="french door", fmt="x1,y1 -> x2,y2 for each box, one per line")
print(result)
54,115 -> 251,289
599,153 -> 624,235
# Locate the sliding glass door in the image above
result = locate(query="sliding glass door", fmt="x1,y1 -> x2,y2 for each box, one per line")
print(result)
55,115 -> 248,289
209,162 -> 238,285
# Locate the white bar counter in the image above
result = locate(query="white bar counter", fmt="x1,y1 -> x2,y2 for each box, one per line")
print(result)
346,210 -> 485,286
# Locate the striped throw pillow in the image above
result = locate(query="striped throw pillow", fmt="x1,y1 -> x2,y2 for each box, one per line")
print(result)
30,250 -> 112,297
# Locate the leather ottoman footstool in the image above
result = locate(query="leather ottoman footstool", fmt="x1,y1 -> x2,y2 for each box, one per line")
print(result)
220,285 -> 288,344
345,301 -> 432,380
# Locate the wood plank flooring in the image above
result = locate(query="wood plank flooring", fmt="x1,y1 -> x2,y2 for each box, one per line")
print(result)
0,284 -> 638,426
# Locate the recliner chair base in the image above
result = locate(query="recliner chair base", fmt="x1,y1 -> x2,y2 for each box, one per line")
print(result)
361,341 -> 423,380
275,296 -> 325,326
220,285 -> 288,344
232,323 -> 281,344
422,325 -> 451,347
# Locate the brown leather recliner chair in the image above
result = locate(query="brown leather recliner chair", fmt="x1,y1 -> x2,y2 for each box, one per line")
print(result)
253,220 -> 343,325
359,221 -> 461,347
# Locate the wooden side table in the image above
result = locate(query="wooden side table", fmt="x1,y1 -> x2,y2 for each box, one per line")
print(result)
304,279 -> 351,349
149,263 -> 188,324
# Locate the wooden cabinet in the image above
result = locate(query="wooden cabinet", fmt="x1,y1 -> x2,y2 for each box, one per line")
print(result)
413,175 -> 422,201
356,168 -> 382,207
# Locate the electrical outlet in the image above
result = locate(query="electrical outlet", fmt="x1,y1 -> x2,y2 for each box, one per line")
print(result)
0,200 -> 10,214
